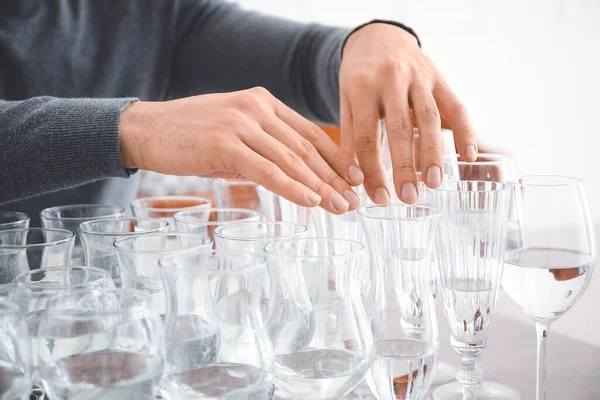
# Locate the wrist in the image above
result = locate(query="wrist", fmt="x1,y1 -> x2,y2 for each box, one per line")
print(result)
119,100 -> 150,170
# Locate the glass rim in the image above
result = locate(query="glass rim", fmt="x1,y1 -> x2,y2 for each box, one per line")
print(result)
213,221 -> 308,242
42,287 -> 153,318
158,250 -> 267,275
443,153 -> 515,165
173,207 -> 261,225
39,204 -> 125,221
130,195 -> 212,213
77,217 -> 169,237
357,204 -> 443,220
0,228 -> 74,248
0,211 -> 30,224
113,233 -> 213,254
13,266 -> 112,291
510,175 -> 583,188
433,180 -> 508,193
264,237 -> 364,261
212,178 -> 258,186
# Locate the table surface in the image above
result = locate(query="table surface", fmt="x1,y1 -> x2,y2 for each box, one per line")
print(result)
428,309 -> 600,399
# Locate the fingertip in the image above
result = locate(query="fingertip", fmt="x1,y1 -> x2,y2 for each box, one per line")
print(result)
464,144 -> 478,162
305,190 -> 322,207
347,165 -> 364,186
374,187 -> 390,205
424,165 -> 442,188
399,182 -> 419,204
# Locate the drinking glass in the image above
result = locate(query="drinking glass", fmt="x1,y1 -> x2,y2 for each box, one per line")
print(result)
214,221 -> 307,253
264,238 -> 373,400
212,179 -> 262,212
256,186 -> 312,230
36,288 -> 164,400
78,217 -> 169,287
0,228 -> 75,296
9,266 -> 114,399
173,207 -> 261,244
40,204 -> 125,265
0,212 -> 30,231
358,204 -> 441,400
431,181 -> 511,400
131,195 -> 211,230
503,176 -> 595,400
158,251 -> 274,399
114,233 -> 213,317
0,299 -> 32,400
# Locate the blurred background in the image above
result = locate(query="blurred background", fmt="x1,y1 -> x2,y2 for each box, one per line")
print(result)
140,0 -> 600,346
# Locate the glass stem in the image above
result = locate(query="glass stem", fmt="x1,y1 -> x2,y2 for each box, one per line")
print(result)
535,322 -> 550,400
456,352 -> 482,400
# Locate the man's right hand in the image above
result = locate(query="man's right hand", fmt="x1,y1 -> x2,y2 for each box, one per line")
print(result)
119,88 -> 363,214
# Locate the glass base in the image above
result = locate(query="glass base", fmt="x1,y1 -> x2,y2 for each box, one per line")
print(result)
433,380 -> 520,400
432,361 -> 456,386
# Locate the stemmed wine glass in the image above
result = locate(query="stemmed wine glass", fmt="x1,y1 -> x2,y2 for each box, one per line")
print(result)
503,176 -> 595,400
431,181 -> 511,400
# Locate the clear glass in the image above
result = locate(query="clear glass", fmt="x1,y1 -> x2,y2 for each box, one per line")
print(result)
433,154 -> 522,399
503,176 -> 595,400
0,228 -> 75,296
78,217 -> 169,287
173,207 -> 261,245
40,204 -> 125,266
131,195 -> 212,231
431,181 -> 511,400
9,266 -> 114,398
158,251 -> 274,399
214,221 -> 307,253
264,238 -> 373,400
0,299 -> 33,400
35,288 -> 164,400
212,179 -> 262,212
0,212 -> 30,231
114,233 -> 213,317
256,185 -> 311,229
358,204 -> 441,400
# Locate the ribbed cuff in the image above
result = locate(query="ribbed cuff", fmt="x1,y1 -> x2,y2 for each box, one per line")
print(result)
341,19 -> 421,58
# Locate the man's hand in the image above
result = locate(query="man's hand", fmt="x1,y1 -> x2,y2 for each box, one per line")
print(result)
340,22 -> 477,204
119,88 -> 363,214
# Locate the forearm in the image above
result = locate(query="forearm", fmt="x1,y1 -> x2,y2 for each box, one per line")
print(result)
0,96 -> 137,204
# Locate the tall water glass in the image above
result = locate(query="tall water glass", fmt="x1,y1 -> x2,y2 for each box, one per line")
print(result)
503,176 -> 595,400
0,212 -> 30,231
0,299 -> 32,400
158,251 -> 274,399
36,288 -> 164,400
256,186 -> 311,230
173,207 -> 260,244
131,195 -> 211,231
359,204 -> 441,400
431,181 -> 511,400
78,217 -> 169,287
9,266 -> 114,398
40,204 -> 125,265
0,228 -> 74,296
264,238 -> 373,400
114,233 -> 213,317
212,179 -> 262,212
214,221 -> 307,253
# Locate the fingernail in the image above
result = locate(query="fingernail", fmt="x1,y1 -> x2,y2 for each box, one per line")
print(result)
374,187 -> 390,205
343,189 -> 361,209
466,144 -> 478,161
401,182 -> 418,203
426,166 -> 442,187
347,166 -> 364,184
305,191 -> 322,205
331,192 -> 350,211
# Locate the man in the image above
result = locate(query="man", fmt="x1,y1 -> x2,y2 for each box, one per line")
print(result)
0,0 -> 476,225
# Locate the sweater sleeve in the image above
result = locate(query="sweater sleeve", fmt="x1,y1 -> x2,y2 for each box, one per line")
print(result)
0,96 -> 137,205
170,0 -> 348,125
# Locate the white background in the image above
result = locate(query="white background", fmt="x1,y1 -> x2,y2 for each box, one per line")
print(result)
234,0 -> 600,346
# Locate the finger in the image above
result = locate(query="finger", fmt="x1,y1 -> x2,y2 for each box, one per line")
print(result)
235,145 -> 322,208
261,117 -> 359,212
351,94 -> 389,205
433,82 -> 477,162
383,84 -> 419,204
274,101 -> 364,187
410,86 -> 443,189
243,126 -> 350,214
340,95 -> 356,157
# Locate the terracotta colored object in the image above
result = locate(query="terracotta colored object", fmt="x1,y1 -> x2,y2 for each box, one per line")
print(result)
550,267 -> 583,281
318,123 -> 341,145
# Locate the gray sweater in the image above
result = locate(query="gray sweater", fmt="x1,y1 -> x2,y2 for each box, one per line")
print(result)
0,0 -> 348,226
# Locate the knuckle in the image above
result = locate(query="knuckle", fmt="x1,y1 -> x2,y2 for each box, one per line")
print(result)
383,58 -> 410,77
417,103 -> 440,123
452,102 -> 469,119
312,180 -> 327,194
355,134 -> 379,153
260,160 -> 278,180
350,69 -> 374,91
283,150 -> 302,168
235,90 -> 260,110
298,139 -> 317,160
248,86 -> 271,98
388,117 -> 412,138
305,122 -> 325,142
393,160 -> 415,176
